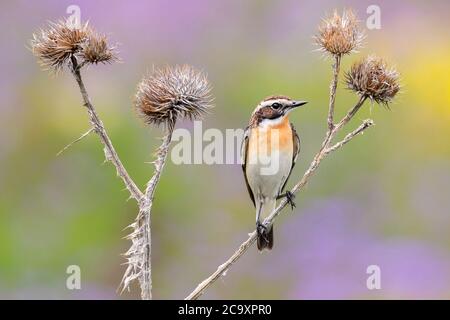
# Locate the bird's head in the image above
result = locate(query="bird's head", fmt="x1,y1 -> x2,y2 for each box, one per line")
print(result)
250,95 -> 307,126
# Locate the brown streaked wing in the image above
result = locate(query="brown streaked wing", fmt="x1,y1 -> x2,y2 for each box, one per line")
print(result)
241,126 -> 255,207
291,123 -> 301,165
280,123 -> 301,193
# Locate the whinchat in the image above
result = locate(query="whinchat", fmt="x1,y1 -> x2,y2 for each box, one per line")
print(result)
241,96 -> 307,251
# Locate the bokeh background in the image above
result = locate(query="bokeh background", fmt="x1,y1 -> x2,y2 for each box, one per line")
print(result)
0,0 -> 449,299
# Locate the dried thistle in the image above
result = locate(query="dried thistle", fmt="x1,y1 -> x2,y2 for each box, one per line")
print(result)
345,55 -> 400,105
135,65 -> 213,130
315,9 -> 364,56
80,32 -> 118,65
31,19 -> 90,70
122,65 -> 212,298
31,18 -> 117,71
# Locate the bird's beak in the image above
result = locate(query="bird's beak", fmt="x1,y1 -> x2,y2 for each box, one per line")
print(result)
284,100 -> 308,113
291,100 -> 308,108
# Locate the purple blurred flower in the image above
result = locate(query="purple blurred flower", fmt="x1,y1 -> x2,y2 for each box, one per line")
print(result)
278,199 -> 450,299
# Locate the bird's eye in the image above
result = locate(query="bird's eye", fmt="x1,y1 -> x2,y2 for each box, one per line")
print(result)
271,103 -> 281,110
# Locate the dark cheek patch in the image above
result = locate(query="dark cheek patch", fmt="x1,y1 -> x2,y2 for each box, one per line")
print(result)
253,106 -> 283,126
261,107 -> 280,119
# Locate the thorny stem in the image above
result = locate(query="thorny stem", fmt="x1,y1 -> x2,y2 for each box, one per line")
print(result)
70,55 -> 162,299
327,54 -> 341,132
140,129 -> 173,300
185,95 -> 370,300
69,56 -> 144,203
334,95 -> 366,132
325,119 -> 374,154
120,128 -> 174,300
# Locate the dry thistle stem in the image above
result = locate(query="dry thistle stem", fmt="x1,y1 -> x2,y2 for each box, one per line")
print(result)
122,65 -> 212,299
315,9 -> 364,56
345,55 -> 400,105
135,65 -> 213,130
31,18 -> 117,71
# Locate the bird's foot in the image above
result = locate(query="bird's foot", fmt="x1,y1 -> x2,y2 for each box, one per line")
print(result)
277,191 -> 296,210
256,221 -> 267,232
256,222 -> 269,241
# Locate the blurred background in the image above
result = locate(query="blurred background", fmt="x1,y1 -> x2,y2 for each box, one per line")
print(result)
0,0 -> 449,299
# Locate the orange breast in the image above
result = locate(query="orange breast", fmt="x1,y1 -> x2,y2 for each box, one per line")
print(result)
249,117 -> 293,155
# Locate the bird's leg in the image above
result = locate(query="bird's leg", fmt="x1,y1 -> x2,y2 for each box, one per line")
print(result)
256,202 -> 265,230
256,221 -> 269,242
256,200 -> 269,241
256,221 -> 267,231
277,191 -> 296,210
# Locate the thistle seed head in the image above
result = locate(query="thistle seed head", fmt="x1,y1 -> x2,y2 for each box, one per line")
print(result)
80,32 -> 118,65
135,65 -> 213,130
345,55 -> 400,105
315,9 -> 364,56
31,18 -> 117,71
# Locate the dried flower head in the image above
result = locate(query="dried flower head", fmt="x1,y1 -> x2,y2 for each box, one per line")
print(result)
345,55 -> 400,105
80,32 -> 118,65
31,18 -> 117,71
135,65 -> 213,129
315,9 -> 364,56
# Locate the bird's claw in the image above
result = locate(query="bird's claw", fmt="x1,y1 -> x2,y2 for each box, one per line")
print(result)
256,221 -> 267,232
278,191 -> 296,210
286,191 -> 296,210
256,222 -> 269,241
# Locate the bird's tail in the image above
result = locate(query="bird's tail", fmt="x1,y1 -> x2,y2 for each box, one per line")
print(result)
256,200 -> 276,251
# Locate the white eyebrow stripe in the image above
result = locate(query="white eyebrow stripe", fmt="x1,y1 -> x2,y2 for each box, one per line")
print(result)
254,98 -> 291,115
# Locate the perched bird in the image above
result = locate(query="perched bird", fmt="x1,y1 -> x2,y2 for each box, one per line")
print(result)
241,96 -> 307,251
